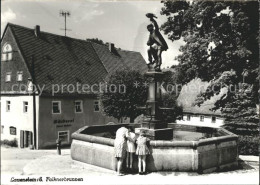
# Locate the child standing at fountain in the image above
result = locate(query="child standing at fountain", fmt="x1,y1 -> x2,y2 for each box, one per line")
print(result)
136,130 -> 150,175
114,126 -> 129,176
126,127 -> 136,172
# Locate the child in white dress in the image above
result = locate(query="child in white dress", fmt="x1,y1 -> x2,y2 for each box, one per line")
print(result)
136,130 -> 150,175
126,127 -> 136,171
114,126 -> 129,176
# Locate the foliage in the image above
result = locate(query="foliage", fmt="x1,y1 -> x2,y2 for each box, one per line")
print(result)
0,139 -> 18,147
101,70 -> 183,123
101,70 -> 148,122
161,0 -> 258,83
238,136 -> 259,156
160,70 -> 183,122
160,1 -> 259,139
219,81 -> 259,135
161,93 -> 183,122
161,70 -> 183,94
86,38 -> 106,45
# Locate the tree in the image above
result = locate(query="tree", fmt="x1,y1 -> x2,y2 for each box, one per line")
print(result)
160,1 -> 259,134
101,70 -> 183,123
101,70 -> 147,122
161,93 -> 183,122
86,38 -> 106,45
161,1 -> 258,83
160,70 -> 183,122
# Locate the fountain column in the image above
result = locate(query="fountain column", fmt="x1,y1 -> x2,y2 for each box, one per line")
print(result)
138,70 -> 173,140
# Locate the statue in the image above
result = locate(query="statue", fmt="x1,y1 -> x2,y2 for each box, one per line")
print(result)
146,13 -> 168,71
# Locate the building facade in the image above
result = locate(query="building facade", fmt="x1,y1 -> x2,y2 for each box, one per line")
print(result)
177,109 -> 225,128
1,23 -> 147,149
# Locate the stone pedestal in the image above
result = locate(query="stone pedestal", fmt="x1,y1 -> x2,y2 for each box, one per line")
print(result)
141,120 -> 167,129
136,127 -> 173,140
139,70 -> 173,140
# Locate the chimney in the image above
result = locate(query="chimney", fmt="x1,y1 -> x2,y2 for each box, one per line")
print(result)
108,43 -> 115,52
34,25 -> 40,37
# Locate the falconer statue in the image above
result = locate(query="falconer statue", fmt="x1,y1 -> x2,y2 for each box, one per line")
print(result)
146,13 -> 168,71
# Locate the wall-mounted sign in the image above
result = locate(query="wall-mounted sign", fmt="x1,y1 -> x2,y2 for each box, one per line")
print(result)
54,119 -> 74,124
54,119 -> 74,128
56,124 -> 71,128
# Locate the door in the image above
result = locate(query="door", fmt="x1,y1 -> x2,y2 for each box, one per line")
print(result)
20,130 -> 24,148
24,131 -> 28,147
28,131 -> 33,146
24,131 -> 33,147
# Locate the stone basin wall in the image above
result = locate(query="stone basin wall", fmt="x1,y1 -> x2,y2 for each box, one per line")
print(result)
71,124 -> 238,173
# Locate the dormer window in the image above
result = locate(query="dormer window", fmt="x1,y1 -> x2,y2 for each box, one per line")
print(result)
17,71 -> 23,81
2,43 -> 13,61
5,72 -> 11,82
27,80 -> 33,92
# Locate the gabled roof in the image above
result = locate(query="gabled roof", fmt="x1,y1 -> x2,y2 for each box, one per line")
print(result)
91,42 -> 147,76
177,78 -> 223,116
4,23 -> 147,95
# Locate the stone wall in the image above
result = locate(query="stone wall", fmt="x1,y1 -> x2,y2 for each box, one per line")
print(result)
71,125 -> 238,173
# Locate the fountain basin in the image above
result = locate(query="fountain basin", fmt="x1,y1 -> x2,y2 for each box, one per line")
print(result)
71,124 -> 238,173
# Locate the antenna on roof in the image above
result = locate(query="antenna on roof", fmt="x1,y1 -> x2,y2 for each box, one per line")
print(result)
59,10 -> 71,36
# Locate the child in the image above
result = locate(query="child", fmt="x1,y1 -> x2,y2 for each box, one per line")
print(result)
114,126 -> 129,176
126,127 -> 136,172
136,130 -> 150,175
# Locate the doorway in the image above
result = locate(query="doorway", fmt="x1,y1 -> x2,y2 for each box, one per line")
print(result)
20,130 -> 33,148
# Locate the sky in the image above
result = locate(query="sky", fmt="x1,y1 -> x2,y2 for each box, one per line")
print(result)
1,0 -> 185,68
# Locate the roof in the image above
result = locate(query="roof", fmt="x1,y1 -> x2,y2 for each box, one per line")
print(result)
183,107 -> 222,116
177,78 -> 223,116
91,42 -> 147,76
3,23 -> 147,95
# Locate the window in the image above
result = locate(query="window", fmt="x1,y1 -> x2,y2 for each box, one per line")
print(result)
5,72 -> 11,82
94,100 -> 100,112
17,71 -> 23,81
6,101 -> 11,112
27,80 -> 33,92
10,126 -> 16,135
58,131 -> 69,142
187,115 -> 190,121
8,53 -> 12,60
200,115 -> 204,122
75,100 -> 83,113
2,43 -> 13,61
52,101 -> 61,114
1,126 -> 4,134
2,52 -> 7,61
23,101 -> 28,113
212,116 -> 216,123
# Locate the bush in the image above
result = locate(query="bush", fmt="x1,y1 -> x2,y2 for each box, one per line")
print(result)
0,139 -> 18,147
223,123 -> 259,156
238,136 -> 259,156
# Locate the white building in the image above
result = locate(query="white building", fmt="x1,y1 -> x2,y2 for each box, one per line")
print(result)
177,108 -> 225,128
0,23 -> 147,149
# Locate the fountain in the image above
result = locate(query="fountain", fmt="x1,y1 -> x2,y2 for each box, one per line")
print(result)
71,123 -> 238,173
70,13 -> 238,173
136,70 -> 174,140
70,61 -> 238,173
